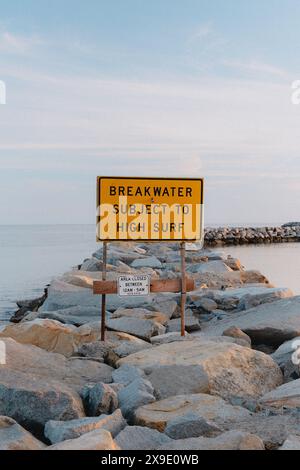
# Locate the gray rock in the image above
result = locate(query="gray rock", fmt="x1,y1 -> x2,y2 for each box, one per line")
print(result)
40,280 -> 155,314
279,435 -> 300,450
119,339 -> 282,400
164,412 -> 221,439
0,416 -> 45,450
44,409 -> 126,444
107,317 -> 165,341
118,378 -> 155,421
131,256 -> 162,269
0,369 -> 85,438
194,297 -> 218,312
112,365 -> 145,386
259,379 -> 300,409
167,309 -> 200,333
202,296 -> 300,347
188,261 -> 232,274
80,258 -> 102,271
271,337 -> 300,367
222,327 -> 252,346
158,430 -> 265,450
115,425 -> 172,450
150,331 -> 192,345
37,306 -> 102,326
47,428 -> 119,450
134,393 -> 251,431
82,383 -> 118,416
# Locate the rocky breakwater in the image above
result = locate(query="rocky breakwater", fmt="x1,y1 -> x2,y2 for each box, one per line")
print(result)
205,223 -> 300,246
1,241 -> 300,450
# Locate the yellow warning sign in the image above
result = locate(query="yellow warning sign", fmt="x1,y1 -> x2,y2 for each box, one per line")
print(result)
97,176 -> 204,242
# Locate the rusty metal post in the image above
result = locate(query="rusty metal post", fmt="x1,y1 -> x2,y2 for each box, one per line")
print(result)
180,241 -> 186,337
101,241 -> 107,341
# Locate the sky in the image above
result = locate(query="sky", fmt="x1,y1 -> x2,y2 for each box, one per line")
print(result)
0,0 -> 299,225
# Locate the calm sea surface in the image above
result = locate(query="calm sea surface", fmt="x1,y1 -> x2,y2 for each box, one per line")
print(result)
0,225 -> 299,321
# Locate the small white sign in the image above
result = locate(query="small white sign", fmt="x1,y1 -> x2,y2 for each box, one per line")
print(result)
118,274 -> 150,297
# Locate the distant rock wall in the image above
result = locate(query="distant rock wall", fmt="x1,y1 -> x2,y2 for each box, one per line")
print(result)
204,225 -> 300,246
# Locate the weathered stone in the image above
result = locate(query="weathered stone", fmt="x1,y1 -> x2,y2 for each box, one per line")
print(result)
260,379 -> 300,409
222,327 -> 252,346
82,383 -> 118,416
167,310 -> 200,333
188,260 -> 232,274
279,435 -> 300,450
230,411 -> 300,450
112,307 -> 170,325
0,416 -> 45,450
112,365 -> 145,386
271,337 -> 300,367
0,369 -> 85,438
47,428 -> 119,450
40,279 -> 155,313
80,258 -> 102,271
0,338 -> 112,435
0,319 -> 100,357
131,256 -> 162,269
202,296 -> 300,347
164,412 -> 222,439
44,409 -> 126,444
119,339 -> 282,400
194,297 -> 218,312
158,430 -> 265,450
107,317 -> 165,341
118,378 -> 155,421
33,306 -> 101,326
237,287 -> 293,310
135,393 -> 251,432
150,332 -> 192,345
115,425 -> 172,450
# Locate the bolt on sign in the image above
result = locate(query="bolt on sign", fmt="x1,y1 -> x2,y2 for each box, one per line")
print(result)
97,176 -> 204,242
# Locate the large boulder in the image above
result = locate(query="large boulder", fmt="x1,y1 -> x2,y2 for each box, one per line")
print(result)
0,319 -> 100,357
229,411 -> 300,450
33,306 -> 102,326
112,307 -> 171,324
164,413 -> 222,439
158,430 -> 265,450
0,369 -> 85,438
0,337 -> 113,436
115,426 -> 172,450
0,416 -> 45,450
40,279 -> 155,313
118,378 -> 155,421
202,296 -> 300,347
259,379 -> 300,409
200,286 -> 292,311
134,393 -> 251,432
82,383 -> 118,416
107,317 -> 165,341
118,339 -> 282,400
131,256 -> 162,269
188,260 -> 232,274
47,428 -> 119,450
44,410 -> 126,444
279,435 -> 300,450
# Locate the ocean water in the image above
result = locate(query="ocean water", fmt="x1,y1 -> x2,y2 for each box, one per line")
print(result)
0,225 -> 98,321
0,225 -> 299,321
216,243 -> 300,296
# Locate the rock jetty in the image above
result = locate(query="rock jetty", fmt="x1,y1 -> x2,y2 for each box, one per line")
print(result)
1,241 -> 300,450
205,223 -> 300,246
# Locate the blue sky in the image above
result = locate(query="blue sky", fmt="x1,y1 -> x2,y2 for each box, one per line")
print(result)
0,0 -> 299,224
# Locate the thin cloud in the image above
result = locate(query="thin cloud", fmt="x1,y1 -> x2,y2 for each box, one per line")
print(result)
0,31 -> 43,54
222,59 -> 290,80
